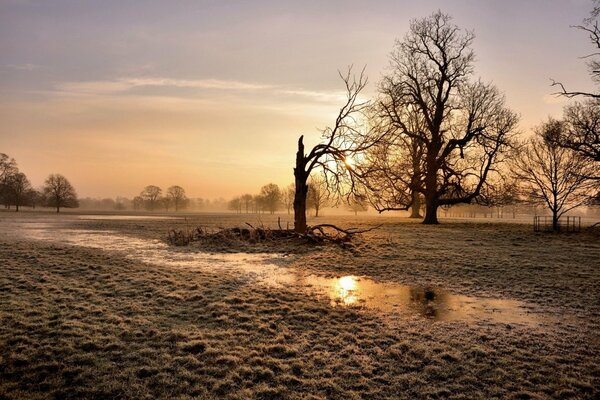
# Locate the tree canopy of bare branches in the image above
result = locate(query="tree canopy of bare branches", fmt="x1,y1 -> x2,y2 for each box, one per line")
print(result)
513,119 -> 597,231
259,183 -> 282,214
293,66 -> 382,233
552,0 -> 600,99
140,185 -> 162,211
307,176 -> 329,217
43,174 -> 78,213
359,11 -> 518,224
167,185 -> 187,211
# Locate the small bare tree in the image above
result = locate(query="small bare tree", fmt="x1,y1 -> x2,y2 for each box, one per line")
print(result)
282,185 -> 295,215
7,172 -> 32,212
228,197 -> 243,213
167,185 -> 187,211
140,185 -> 162,211
513,119 -> 597,231
43,174 -> 78,213
347,194 -> 369,216
307,176 -> 329,217
241,194 -> 254,214
260,183 -> 282,214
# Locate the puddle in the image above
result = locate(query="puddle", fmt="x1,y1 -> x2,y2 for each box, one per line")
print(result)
11,220 -> 548,326
302,275 -> 540,324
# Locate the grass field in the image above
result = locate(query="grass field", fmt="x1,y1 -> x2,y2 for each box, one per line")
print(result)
1,211 -> 599,399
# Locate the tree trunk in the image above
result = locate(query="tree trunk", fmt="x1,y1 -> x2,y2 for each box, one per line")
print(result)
423,193 -> 439,224
15,204 -> 19,212
293,136 -> 309,233
552,211 -> 559,232
56,206 -> 60,213
409,191 -> 422,218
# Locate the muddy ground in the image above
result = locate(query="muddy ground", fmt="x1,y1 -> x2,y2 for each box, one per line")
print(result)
0,211 -> 598,399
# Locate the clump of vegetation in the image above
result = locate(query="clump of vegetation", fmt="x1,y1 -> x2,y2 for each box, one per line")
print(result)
167,220 -> 380,249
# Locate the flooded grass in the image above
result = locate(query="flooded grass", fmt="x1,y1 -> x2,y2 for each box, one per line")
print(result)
0,212 -> 598,399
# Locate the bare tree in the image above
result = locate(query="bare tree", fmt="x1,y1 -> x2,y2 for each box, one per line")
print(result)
133,196 -> 144,210
554,100 -> 600,171
360,106 -> 425,218
241,194 -> 254,214
0,153 -> 18,207
260,183 -> 281,214
228,196 -> 242,213
167,185 -> 187,211
282,185 -> 295,215
307,176 -> 329,217
347,194 -> 369,216
140,185 -> 162,211
365,11 -> 518,224
552,0 -> 600,99
43,174 -> 78,213
513,119 -> 597,231
6,172 -> 32,212
293,67 -> 382,233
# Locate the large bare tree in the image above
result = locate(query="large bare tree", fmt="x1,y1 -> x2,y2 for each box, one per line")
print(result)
364,11 -> 518,224
43,174 -> 78,213
513,119 -> 597,231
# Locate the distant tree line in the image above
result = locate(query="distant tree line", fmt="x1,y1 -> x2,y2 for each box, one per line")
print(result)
227,178 -> 368,217
1,153 -> 78,212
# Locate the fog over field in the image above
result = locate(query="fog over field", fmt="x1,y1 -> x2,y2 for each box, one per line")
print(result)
1,1 -> 600,399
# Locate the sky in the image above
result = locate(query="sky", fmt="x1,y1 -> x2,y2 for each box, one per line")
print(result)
0,0 -> 596,199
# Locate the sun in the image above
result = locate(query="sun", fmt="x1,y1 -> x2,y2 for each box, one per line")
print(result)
344,156 -> 355,169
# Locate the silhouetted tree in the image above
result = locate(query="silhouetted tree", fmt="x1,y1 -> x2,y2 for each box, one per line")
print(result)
140,185 -> 161,211
43,174 -> 78,213
0,153 -> 18,207
282,185 -> 295,215
293,67 -> 381,233
241,194 -> 254,214
228,196 -> 242,213
347,194 -> 369,216
360,107 -> 425,218
167,185 -> 187,211
307,176 -> 329,217
552,0 -> 600,99
551,100 -> 600,175
513,119 -> 597,231
260,183 -> 281,214
367,11 -> 518,224
6,172 -> 32,211
133,196 -> 144,210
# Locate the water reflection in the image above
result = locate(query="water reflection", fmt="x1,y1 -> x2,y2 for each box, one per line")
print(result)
11,220 -> 546,326
305,275 -> 541,325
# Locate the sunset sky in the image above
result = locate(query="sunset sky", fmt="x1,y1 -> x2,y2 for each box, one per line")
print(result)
0,0 -> 595,199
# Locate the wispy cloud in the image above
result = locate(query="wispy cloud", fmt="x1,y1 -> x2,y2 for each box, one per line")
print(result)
4,63 -> 41,71
56,77 -> 272,95
53,76 -> 350,106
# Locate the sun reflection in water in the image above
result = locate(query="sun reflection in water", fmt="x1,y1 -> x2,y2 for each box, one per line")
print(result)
334,275 -> 359,306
